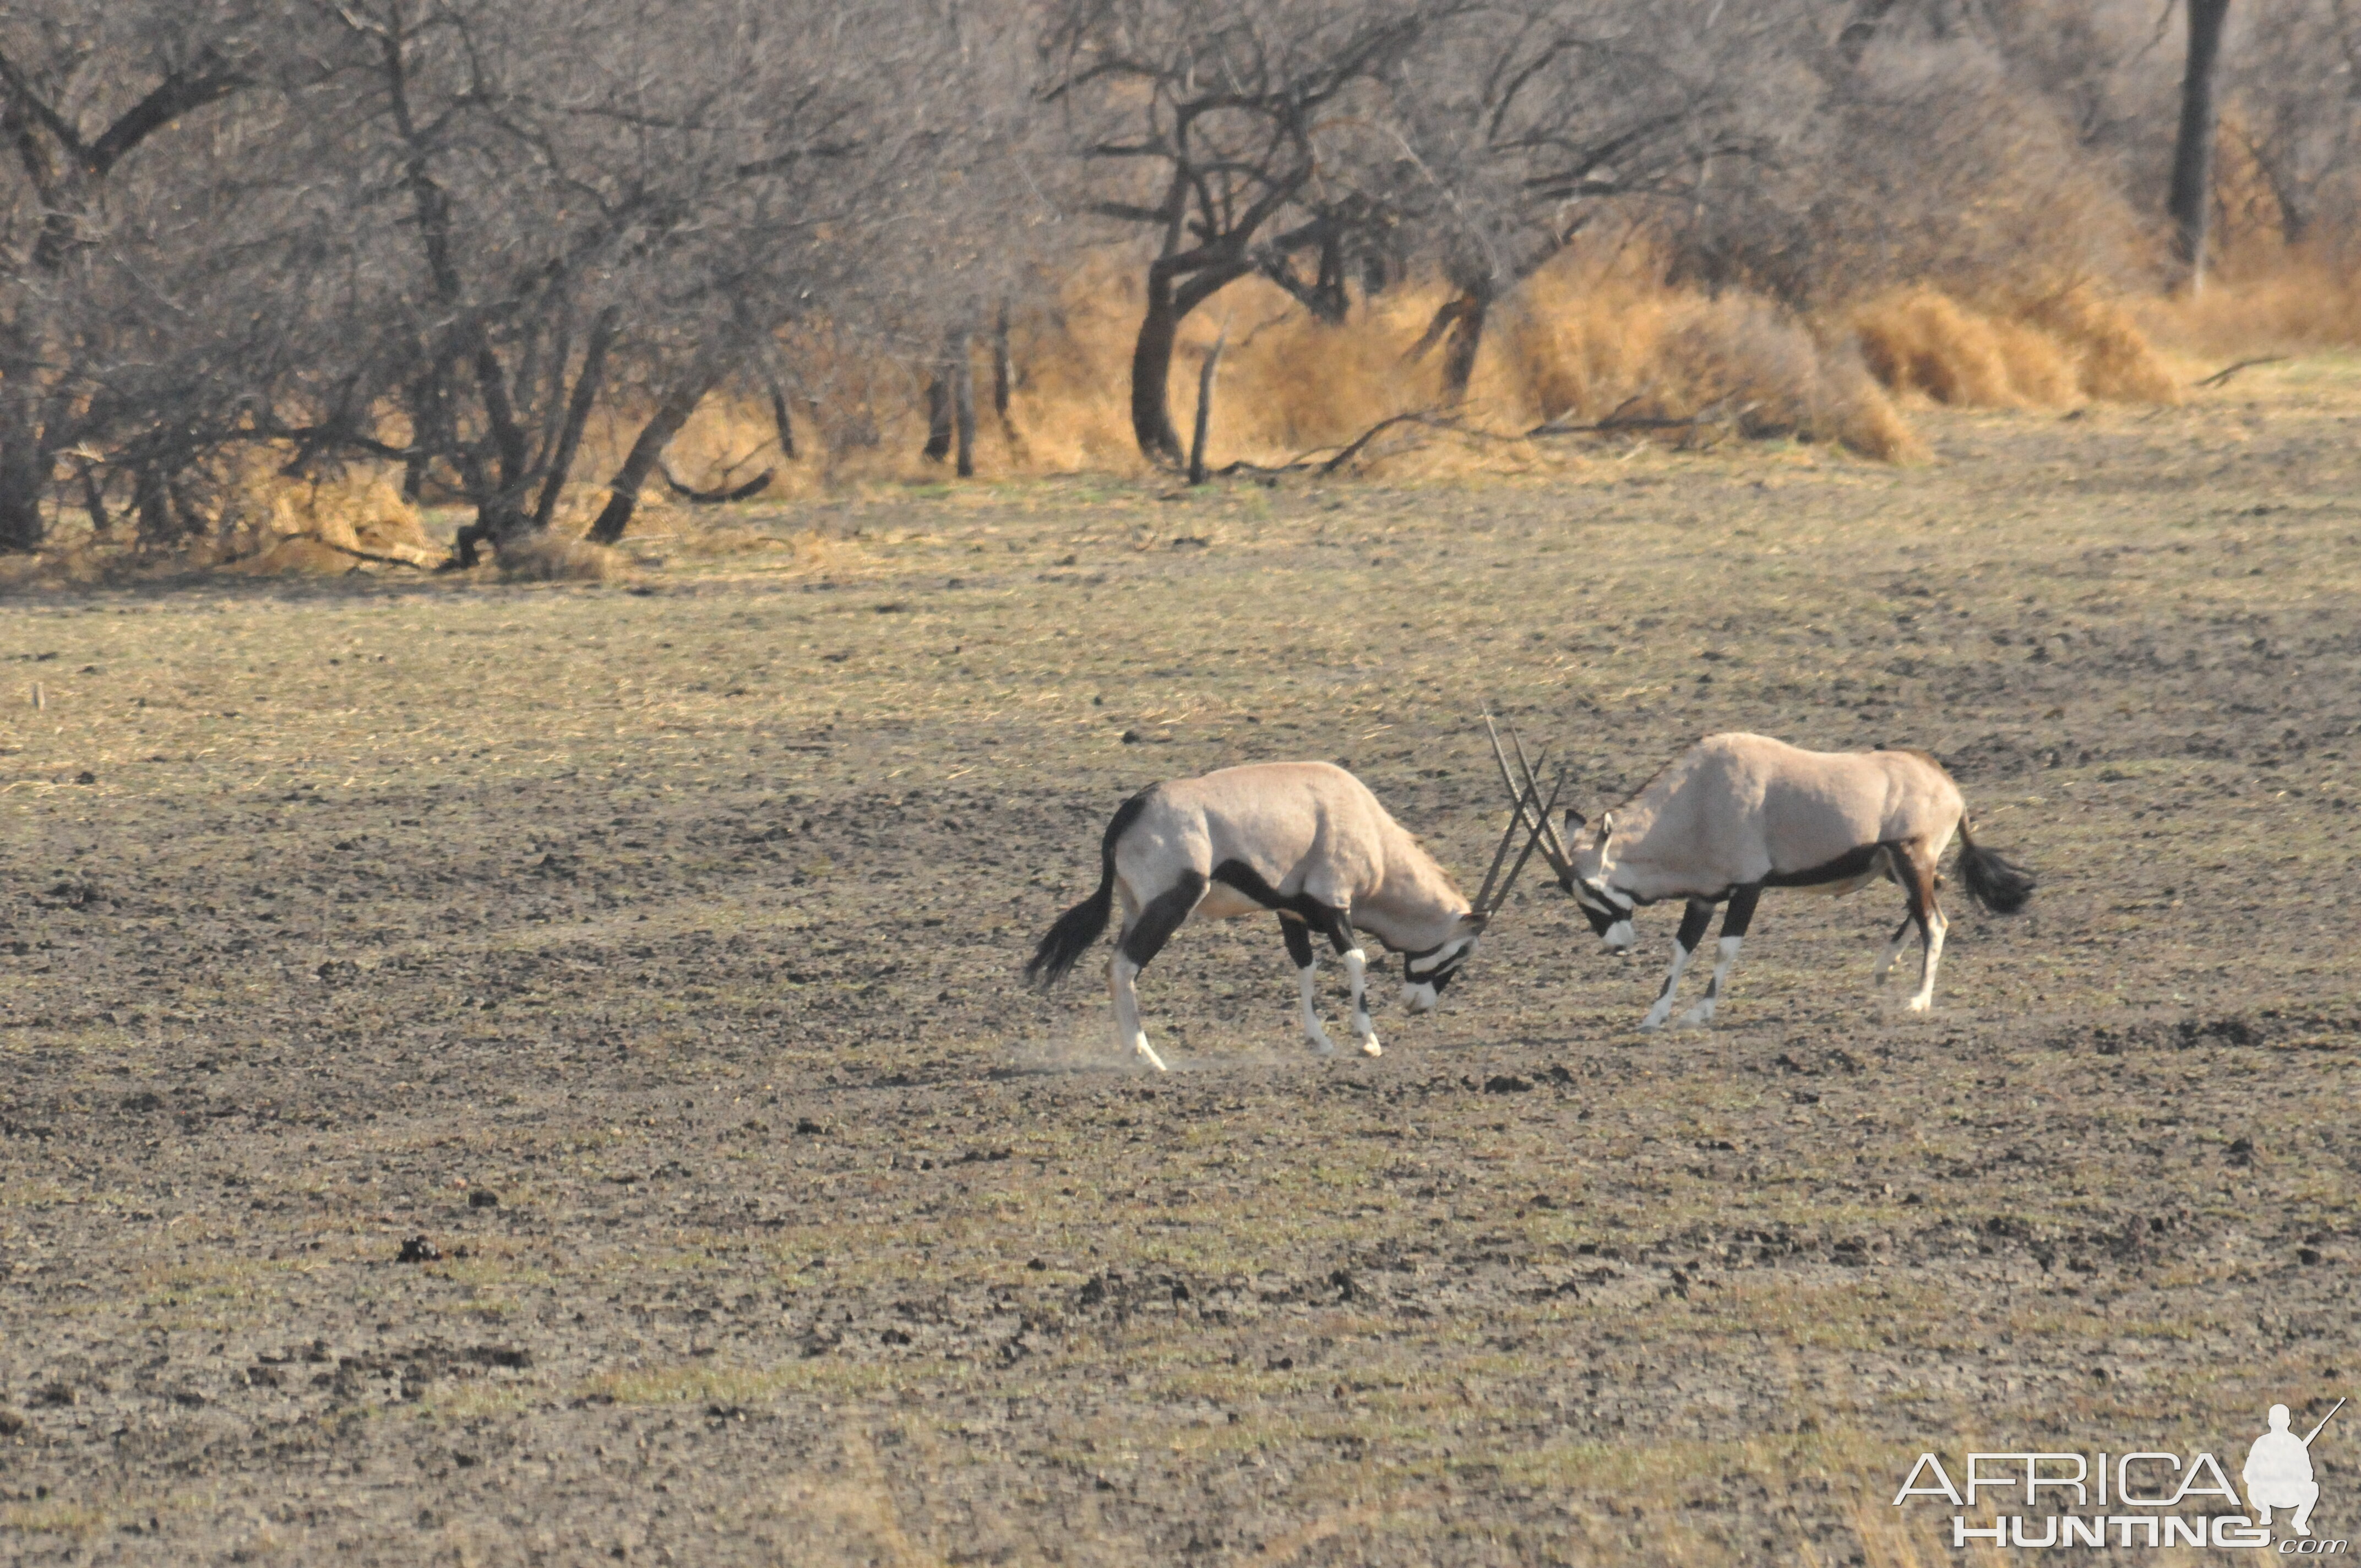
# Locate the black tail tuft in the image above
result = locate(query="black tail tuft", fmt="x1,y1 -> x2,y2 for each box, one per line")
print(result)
1957,821 -> 2035,915
1024,790 -> 1151,987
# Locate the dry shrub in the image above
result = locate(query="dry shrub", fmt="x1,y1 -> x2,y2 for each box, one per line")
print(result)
1477,254 -> 1918,460
1851,287 -> 2174,408
1661,300 -> 1921,460
2139,244 -> 2361,357
2020,288 -> 2179,401
493,531 -> 622,583
1174,280 -> 1449,458
971,248 -> 1916,471
223,467 -> 447,568
1000,262 -> 1161,475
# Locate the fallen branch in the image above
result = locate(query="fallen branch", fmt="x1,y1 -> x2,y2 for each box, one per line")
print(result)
657,461 -> 773,504
2192,356 -> 2286,389
1525,391 -> 1760,439
1317,409 -> 1442,474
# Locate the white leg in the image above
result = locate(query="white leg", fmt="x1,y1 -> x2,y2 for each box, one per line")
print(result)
1639,940 -> 1698,1031
1342,948 -> 1381,1056
1109,954 -> 1168,1072
1297,955 -> 1337,1056
1905,910 -> 1947,1013
1678,937 -> 1742,1027
1872,918 -> 1911,986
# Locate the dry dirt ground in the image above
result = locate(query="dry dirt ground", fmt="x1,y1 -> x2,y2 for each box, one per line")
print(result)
1,366 -> 2358,1567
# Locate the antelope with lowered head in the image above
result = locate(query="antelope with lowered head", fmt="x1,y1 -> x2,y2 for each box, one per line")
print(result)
1026,759 -> 1559,1071
1488,720 -> 2033,1030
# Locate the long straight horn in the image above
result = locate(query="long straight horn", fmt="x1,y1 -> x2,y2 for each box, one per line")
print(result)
1504,718 -> 1576,871
1485,767 -> 1569,917
1484,714 -> 1569,877
1470,768 -> 1538,914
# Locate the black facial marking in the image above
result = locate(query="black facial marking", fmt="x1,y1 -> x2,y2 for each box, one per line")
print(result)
1120,870 -> 1207,969
1403,943 -> 1469,991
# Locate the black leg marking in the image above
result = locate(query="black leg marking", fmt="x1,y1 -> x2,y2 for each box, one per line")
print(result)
1319,905 -> 1359,957
1698,885 -> 1761,1002
1120,870 -> 1207,969
1281,918 -> 1315,970
1901,856 -> 1933,942
1658,900 -> 1713,998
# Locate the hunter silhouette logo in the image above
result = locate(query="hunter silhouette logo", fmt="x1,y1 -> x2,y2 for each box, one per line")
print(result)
1891,1395 -> 2347,1551
2248,1399 -> 2343,1539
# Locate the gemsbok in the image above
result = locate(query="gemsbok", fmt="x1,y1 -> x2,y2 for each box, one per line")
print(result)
1486,720 -> 2033,1030
1026,760 -> 1560,1071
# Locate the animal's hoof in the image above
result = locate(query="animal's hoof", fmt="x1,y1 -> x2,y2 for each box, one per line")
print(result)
1308,1038 -> 1338,1058
1904,997 -> 1932,1014
1359,1037 -> 1383,1058
1637,1013 -> 1668,1033
1677,1005 -> 1715,1028
1135,1042 -> 1171,1071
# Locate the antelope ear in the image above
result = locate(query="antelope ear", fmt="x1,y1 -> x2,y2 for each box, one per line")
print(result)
1458,910 -> 1489,930
1564,808 -> 1588,833
1596,812 -> 1618,865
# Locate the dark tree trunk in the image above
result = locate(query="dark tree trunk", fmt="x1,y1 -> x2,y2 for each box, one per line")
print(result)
1130,269 -> 1186,464
586,365 -> 724,546
991,302 -> 1014,421
77,464 -> 108,533
763,368 -> 798,462
1311,231 -> 1348,324
2169,0 -> 2233,289
401,358 -> 455,501
949,330 -> 977,478
922,372 -> 954,462
134,465 -> 173,546
472,341 -> 529,497
0,397 -> 46,553
1441,288 -> 1490,400
530,306 -> 618,530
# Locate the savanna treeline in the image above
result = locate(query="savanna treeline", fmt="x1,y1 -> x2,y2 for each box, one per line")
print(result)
0,0 -> 2352,562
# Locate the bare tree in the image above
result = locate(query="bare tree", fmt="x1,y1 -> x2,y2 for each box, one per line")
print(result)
0,4 -> 259,551
2221,0 -> 2361,247
1044,0 -> 1439,462
1390,0 -> 1785,394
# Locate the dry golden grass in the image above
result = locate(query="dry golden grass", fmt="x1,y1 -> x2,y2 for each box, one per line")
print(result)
14,243 -> 2275,587
1851,286 -> 2177,409
2140,244 -> 2361,358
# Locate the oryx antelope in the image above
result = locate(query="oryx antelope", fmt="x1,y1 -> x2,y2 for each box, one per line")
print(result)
1488,721 -> 2034,1029
1026,760 -> 1558,1071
